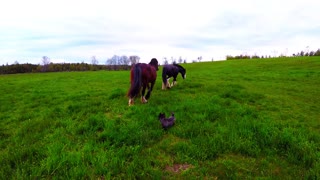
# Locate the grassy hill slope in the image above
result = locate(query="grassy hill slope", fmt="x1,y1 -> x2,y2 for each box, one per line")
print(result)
0,57 -> 319,179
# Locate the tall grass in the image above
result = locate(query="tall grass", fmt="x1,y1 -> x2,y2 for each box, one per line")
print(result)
0,57 -> 319,179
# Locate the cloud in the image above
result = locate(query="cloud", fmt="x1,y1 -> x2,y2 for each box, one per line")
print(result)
1,0 -> 320,65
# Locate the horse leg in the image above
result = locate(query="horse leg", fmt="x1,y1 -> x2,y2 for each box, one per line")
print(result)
146,81 -> 154,100
141,84 -> 148,103
172,76 -> 177,86
173,80 -> 177,86
163,78 -> 171,89
128,98 -> 134,106
166,78 -> 171,88
162,81 -> 166,90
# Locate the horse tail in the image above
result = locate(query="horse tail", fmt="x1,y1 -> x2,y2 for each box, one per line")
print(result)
162,67 -> 167,85
128,64 -> 142,98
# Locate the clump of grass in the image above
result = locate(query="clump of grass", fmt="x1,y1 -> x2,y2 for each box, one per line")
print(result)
109,88 -> 127,100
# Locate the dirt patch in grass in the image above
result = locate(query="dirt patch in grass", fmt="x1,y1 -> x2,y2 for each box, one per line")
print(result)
165,164 -> 194,173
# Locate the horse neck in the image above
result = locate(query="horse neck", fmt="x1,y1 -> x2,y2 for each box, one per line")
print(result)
150,63 -> 158,70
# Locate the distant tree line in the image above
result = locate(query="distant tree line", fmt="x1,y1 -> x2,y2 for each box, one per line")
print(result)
0,62 -> 112,74
162,56 -> 188,65
292,49 -> 320,57
226,48 -> 320,60
226,54 -> 267,60
0,55 -> 141,74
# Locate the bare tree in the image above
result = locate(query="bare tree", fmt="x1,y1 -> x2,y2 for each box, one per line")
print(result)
163,57 -> 168,65
178,56 -> 183,63
309,51 -> 315,56
91,56 -> 98,65
121,55 -> 130,65
106,55 -> 131,70
171,56 -> 176,64
129,55 -> 140,65
106,55 -> 117,70
42,56 -> 50,66
41,56 -> 50,72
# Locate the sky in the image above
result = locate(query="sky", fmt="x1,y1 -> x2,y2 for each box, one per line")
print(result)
0,0 -> 319,65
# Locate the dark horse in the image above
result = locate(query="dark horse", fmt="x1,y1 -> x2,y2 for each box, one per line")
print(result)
162,64 -> 186,89
127,58 -> 159,106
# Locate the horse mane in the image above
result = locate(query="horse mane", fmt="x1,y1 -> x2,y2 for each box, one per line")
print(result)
173,64 -> 185,70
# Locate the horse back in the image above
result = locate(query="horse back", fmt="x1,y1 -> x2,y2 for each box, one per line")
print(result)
163,64 -> 179,77
140,63 -> 157,82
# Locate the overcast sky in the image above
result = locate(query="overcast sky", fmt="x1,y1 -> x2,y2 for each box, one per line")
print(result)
0,0 -> 319,65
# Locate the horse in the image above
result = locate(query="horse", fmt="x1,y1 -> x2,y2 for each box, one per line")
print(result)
127,58 -> 159,106
162,64 -> 186,89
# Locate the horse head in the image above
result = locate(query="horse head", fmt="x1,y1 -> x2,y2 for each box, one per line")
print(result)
149,58 -> 159,71
181,67 -> 186,79
174,64 -> 186,79
158,112 -> 165,120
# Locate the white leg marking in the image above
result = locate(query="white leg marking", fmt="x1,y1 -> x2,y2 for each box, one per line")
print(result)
166,78 -> 171,88
129,98 -> 134,106
141,96 -> 148,103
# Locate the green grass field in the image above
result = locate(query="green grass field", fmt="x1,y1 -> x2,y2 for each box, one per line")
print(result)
0,57 -> 319,179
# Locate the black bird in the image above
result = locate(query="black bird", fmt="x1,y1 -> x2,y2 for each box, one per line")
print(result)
158,112 -> 175,129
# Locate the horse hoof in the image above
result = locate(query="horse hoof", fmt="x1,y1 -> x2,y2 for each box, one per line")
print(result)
128,99 -> 134,106
141,97 -> 148,103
